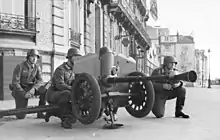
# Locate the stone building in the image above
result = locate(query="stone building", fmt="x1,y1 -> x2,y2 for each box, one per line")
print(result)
0,0 -> 152,100
0,0 -> 83,80
194,49 -> 208,87
145,25 -> 161,75
0,0 -> 83,100
158,33 -> 195,72
88,0 -> 151,73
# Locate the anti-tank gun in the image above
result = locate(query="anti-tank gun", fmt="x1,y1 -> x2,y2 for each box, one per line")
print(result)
0,47 -> 197,129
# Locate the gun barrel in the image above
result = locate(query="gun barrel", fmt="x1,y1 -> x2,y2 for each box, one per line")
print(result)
106,75 -> 169,84
106,70 -> 197,84
0,105 -> 59,117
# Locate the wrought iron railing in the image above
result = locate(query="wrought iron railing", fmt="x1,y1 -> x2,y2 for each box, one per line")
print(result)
116,0 -> 151,46
0,13 -> 38,33
134,0 -> 147,16
69,28 -> 81,47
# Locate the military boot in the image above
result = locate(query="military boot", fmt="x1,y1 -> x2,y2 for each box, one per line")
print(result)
37,95 -> 46,119
175,97 -> 190,119
44,111 -> 61,122
66,102 -> 77,124
37,112 -> 45,119
61,116 -> 73,129
44,112 -> 52,122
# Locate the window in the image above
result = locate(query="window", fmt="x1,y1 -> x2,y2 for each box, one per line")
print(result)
68,0 -> 81,46
0,0 -> 34,17
24,0 -> 35,29
25,0 -> 35,17
0,0 -> 36,32
69,0 -> 79,32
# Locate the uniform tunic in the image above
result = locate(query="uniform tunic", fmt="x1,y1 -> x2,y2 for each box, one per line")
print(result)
12,61 -> 43,97
46,62 -> 75,104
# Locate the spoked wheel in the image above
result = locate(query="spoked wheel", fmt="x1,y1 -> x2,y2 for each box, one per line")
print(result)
71,73 -> 101,125
125,72 -> 155,118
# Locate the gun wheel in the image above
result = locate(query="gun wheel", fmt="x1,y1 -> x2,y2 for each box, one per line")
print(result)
71,73 -> 101,125
125,72 -> 155,118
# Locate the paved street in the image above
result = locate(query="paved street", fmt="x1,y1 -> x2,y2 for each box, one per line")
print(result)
0,87 -> 220,140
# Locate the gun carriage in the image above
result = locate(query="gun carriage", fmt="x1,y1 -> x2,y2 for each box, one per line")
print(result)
0,47 -> 197,129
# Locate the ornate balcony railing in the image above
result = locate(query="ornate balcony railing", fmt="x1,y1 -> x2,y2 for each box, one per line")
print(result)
69,28 -> 81,48
120,0 -> 151,42
0,13 -> 38,36
108,0 -> 151,49
134,0 -> 147,17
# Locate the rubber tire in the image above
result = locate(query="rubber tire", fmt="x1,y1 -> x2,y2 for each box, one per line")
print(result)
125,71 -> 155,118
71,73 -> 101,125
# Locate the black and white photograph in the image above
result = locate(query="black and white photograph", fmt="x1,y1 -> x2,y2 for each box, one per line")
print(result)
0,0 -> 219,139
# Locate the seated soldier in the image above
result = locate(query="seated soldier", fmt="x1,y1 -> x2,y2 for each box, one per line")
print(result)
151,56 -> 190,119
10,49 -> 46,119
45,47 -> 82,129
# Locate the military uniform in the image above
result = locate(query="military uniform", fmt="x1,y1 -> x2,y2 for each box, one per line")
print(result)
11,49 -> 45,119
151,56 -> 189,118
46,62 -> 74,104
45,47 -> 81,129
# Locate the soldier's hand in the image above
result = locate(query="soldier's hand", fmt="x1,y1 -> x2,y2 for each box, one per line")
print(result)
163,83 -> 173,90
24,93 -> 33,99
173,82 -> 181,88
172,81 -> 183,88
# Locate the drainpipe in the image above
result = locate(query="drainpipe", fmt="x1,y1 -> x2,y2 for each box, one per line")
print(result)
143,49 -> 146,73
51,0 -> 55,76
102,5 -> 106,48
84,0 -> 88,54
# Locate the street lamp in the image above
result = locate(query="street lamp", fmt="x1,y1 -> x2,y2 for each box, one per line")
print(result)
208,49 -> 211,88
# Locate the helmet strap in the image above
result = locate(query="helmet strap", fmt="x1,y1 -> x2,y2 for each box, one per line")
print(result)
27,59 -> 35,67
67,59 -> 74,69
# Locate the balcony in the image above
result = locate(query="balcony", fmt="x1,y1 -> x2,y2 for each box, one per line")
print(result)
134,0 -> 147,17
0,13 -> 38,36
69,28 -> 81,48
107,0 -> 151,50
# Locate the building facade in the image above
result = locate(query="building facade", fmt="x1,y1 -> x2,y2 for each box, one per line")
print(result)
194,49 -> 208,87
0,0 -> 152,100
158,33 -> 195,72
0,0 -> 152,79
88,0 -> 151,73
145,25 -> 161,75
0,0 -> 84,83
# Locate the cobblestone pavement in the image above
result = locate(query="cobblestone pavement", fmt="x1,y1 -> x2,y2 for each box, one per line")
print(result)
0,87 -> 220,140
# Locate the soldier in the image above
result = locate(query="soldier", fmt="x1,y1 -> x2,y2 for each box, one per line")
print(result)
151,56 -> 190,119
11,49 -> 45,119
45,47 -> 82,129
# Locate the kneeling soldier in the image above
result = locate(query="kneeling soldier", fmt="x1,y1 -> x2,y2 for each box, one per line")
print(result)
11,49 -> 46,119
45,47 -> 82,129
151,56 -> 190,119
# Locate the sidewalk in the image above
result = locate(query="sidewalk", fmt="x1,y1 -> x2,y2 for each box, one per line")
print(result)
0,87 -> 220,140
0,98 -> 39,110
193,84 -> 220,89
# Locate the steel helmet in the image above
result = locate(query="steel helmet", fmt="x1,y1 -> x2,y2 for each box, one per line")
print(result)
66,47 -> 82,59
163,56 -> 177,65
27,49 -> 40,59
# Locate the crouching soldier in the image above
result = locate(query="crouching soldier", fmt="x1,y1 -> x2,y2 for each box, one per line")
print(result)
45,47 -> 82,129
151,56 -> 190,119
10,49 -> 46,119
